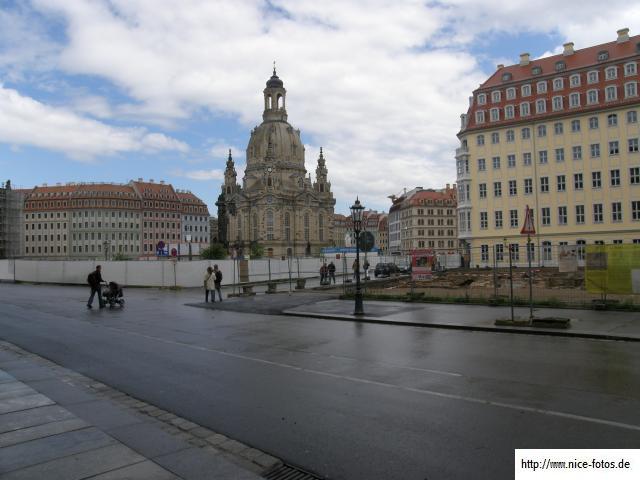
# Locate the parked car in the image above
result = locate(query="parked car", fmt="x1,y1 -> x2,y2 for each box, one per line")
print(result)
374,262 -> 399,278
397,263 -> 411,274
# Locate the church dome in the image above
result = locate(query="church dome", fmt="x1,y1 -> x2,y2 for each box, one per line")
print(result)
266,73 -> 283,88
246,120 -> 305,169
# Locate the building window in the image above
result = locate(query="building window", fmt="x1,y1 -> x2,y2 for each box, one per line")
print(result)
570,74 -> 581,87
609,141 -> 619,155
625,62 -> 637,76
587,89 -> 598,104
558,206 -> 567,225
478,158 -> 486,171
479,183 -> 487,198
539,150 -> 548,164
576,205 -> 585,224
495,244 -> 504,261
304,213 -> 309,241
630,167 -> 640,184
590,143 -> 600,158
494,182 -> 502,197
540,176 -> 549,193
506,87 -> 516,100
612,202 -> 622,222
572,146 -> 582,160
506,129 -> 515,142
628,111 -> 638,123
632,201 -> 640,221
605,66 -> 617,80
493,156 -> 501,169
592,171 -> 602,189
475,111 -> 485,124
536,99 -> 546,113
507,154 -> 516,168
521,127 -> 531,139
537,81 -> 547,94
571,119 -> 581,132
495,211 -> 503,229
593,204 -> 603,223
630,138 -> 639,153
491,90 -> 501,103
481,245 -> 489,262
524,178 -> 533,194
611,169 -> 621,186
589,116 -> 599,129
626,82 -> 638,98
557,175 -> 566,191
551,123 -> 562,136
520,102 -> 530,116
318,214 -> 324,241
509,180 -> 517,196
508,209 -> 518,228
537,125 -> 546,137
567,92 -> 579,108
605,85 -> 617,101
490,108 -> 500,122
477,135 -> 485,146
491,132 -> 500,144
505,105 -> 515,119
553,78 -> 563,90
588,70 -> 599,84
480,212 -> 488,229
510,244 -> 520,261
542,242 -> 552,261
477,93 -> 487,105
552,96 -> 563,111
608,113 -> 618,126
555,148 -> 565,162
523,152 -> 532,166
521,84 -> 531,97
574,173 -> 583,190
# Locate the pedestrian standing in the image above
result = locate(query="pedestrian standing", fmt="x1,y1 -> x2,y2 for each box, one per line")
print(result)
213,264 -> 223,302
328,261 -> 336,284
204,267 -> 214,302
352,258 -> 359,281
320,263 -> 327,285
363,259 -> 370,280
87,265 -> 105,309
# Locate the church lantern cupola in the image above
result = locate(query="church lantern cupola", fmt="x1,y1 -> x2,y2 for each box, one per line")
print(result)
314,147 -> 331,194
223,149 -> 238,195
263,64 -> 287,122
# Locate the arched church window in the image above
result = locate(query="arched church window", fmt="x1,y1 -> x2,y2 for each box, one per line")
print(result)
237,216 -> 241,240
277,94 -> 282,109
226,186 -> 231,194
252,214 -> 258,242
267,177 -> 272,187
267,95 -> 272,109
266,210 -> 274,240
304,213 -> 309,242
320,184 -> 324,192
319,214 -> 324,242
284,212 -> 291,241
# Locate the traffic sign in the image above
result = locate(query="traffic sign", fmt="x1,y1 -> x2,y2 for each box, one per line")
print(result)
357,231 -> 375,252
520,205 -> 536,235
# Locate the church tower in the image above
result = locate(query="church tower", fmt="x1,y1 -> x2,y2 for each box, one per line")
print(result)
219,69 -> 335,257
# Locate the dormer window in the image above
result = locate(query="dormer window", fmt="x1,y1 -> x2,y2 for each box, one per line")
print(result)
597,50 -> 609,61
555,61 -> 566,72
532,66 -> 542,75
501,72 -> 513,82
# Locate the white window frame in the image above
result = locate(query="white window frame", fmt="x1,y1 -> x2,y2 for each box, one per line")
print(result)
506,87 -> 516,100
605,85 -> 617,101
505,104 -> 515,119
587,89 -> 598,105
569,92 -> 580,108
570,74 -> 581,87
475,110 -> 485,123
552,95 -> 563,111
587,70 -> 599,84
625,82 -> 638,98
491,90 -> 501,103
490,108 -> 500,122
536,99 -> 546,114
520,102 -> 530,116
521,84 -> 531,97
536,81 -> 547,94
625,62 -> 637,77
553,78 -> 564,91
605,66 -> 617,80
477,93 -> 487,105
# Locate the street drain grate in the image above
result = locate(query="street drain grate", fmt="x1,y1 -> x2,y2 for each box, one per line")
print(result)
264,463 -> 324,480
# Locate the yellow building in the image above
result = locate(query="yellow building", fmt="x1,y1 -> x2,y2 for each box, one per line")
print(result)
457,28 -> 640,266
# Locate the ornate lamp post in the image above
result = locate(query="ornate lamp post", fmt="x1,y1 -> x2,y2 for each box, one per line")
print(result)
350,197 -> 365,315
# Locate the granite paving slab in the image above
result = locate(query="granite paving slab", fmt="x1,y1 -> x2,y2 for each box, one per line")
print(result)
0,405 -> 76,434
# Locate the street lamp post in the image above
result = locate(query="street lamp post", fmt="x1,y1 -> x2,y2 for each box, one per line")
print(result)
351,197 -> 365,315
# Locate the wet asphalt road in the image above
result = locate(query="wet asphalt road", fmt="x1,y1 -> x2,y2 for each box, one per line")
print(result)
0,284 -> 639,480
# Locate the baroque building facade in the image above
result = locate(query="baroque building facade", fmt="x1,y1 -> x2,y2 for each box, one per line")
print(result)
456,28 -> 640,266
218,70 -> 335,257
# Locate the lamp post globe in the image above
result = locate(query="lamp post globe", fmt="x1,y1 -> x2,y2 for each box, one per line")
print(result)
350,197 -> 365,315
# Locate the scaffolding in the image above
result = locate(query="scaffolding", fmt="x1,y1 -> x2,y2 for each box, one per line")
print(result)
0,180 -> 24,259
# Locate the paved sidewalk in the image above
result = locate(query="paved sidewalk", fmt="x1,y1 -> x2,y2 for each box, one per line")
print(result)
0,343 -> 271,480
283,299 -> 640,341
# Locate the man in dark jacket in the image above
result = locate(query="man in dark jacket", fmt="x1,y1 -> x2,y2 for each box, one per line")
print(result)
213,264 -> 223,302
87,265 -> 105,309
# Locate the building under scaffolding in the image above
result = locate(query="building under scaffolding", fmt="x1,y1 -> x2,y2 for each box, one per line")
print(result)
0,180 -> 24,258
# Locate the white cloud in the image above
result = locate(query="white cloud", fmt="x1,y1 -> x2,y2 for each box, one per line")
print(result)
0,84 -> 188,160
172,168 -> 225,181
5,1 -> 640,210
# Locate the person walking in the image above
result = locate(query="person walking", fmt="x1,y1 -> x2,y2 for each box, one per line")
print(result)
363,259 -> 370,280
320,263 -> 328,285
87,265 -> 105,309
328,261 -> 336,284
213,264 -> 223,302
204,267 -> 215,302
352,258 -> 359,281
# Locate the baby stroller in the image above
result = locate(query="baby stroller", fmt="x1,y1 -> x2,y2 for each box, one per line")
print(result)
102,281 -> 125,308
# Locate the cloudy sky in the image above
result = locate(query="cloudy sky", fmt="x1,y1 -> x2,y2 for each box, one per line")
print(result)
1,1 -> 639,214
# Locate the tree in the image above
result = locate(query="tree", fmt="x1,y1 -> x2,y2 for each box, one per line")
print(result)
200,243 -> 227,260
250,242 -> 264,259
112,252 -> 127,261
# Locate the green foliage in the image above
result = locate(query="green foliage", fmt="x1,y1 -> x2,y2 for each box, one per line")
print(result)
250,242 -> 264,259
112,253 -> 127,261
200,243 -> 227,260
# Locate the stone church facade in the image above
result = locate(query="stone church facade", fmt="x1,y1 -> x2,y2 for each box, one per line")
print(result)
217,70 -> 335,257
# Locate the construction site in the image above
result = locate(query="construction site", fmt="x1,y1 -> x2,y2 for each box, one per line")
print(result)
0,180 -> 24,259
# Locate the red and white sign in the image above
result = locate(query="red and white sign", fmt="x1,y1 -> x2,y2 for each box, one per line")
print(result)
520,205 -> 536,235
